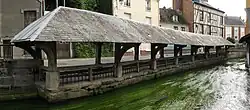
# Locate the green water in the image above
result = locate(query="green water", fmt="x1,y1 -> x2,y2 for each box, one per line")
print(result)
1,59 -> 249,110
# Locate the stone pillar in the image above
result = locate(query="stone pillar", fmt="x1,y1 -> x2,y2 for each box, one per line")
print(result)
151,44 -> 157,70
115,43 -> 122,78
95,43 -> 102,65
46,71 -> 59,91
45,42 -> 59,91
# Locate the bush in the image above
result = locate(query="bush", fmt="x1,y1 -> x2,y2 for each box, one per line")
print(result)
227,37 -> 236,44
73,43 -> 113,58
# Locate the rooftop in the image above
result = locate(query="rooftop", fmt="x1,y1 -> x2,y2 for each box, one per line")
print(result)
193,1 -> 225,13
225,16 -> 245,26
11,7 -> 232,46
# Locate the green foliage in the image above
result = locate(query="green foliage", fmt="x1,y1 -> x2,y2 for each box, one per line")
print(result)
73,43 -> 95,58
80,0 -> 99,11
73,43 -> 113,58
227,37 -> 236,44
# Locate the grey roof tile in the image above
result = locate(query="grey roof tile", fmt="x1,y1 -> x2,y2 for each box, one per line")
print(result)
11,7 -> 233,46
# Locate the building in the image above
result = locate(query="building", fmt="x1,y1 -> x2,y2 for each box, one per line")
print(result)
113,0 -> 160,26
224,16 -> 245,41
112,0 -> 160,53
246,0 -> 250,34
173,0 -> 225,37
0,0 -> 44,58
159,7 -> 189,31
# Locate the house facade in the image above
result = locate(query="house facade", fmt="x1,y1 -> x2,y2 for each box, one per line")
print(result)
224,16 -> 245,42
112,0 -> 160,52
173,0 -> 225,37
113,0 -> 160,26
159,7 -> 189,32
0,0 -> 44,58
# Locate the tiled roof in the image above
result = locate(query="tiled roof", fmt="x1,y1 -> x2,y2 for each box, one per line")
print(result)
11,7 -> 233,46
225,16 -> 245,26
193,1 -> 225,13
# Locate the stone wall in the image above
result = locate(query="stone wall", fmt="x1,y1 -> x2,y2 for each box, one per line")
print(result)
38,57 -> 227,102
0,59 -> 42,90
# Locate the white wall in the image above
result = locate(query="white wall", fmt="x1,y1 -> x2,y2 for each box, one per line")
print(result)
113,0 -> 159,26
225,26 -> 245,41
193,3 -> 224,37
113,0 -> 160,52
160,23 -> 189,32
225,26 -> 232,38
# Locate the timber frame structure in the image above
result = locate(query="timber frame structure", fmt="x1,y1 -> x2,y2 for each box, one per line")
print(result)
11,7 -> 233,97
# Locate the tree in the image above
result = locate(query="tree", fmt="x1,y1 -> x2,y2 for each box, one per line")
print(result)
227,37 -> 236,44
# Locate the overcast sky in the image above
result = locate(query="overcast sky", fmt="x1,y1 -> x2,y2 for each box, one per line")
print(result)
160,0 -> 246,20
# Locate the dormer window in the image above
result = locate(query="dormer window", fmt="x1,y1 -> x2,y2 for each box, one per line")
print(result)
172,15 -> 179,22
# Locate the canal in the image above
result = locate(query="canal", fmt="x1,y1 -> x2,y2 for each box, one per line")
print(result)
0,59 -> 249,110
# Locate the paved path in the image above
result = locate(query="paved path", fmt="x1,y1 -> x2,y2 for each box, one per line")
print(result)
44,51 -> 212,67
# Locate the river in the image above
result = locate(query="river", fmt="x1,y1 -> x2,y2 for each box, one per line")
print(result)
0,59 -> 250,110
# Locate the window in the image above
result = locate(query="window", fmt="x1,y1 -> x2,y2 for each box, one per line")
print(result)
200,25 -> 204,34
124,0 -> 131,7
3,40 -> 13,59
220,16 -> 223,25
24,11 -> 37,27
181,27 -> 185,31
174,26 -> 178,30
207,26 -> 211,35
146,17 -> 152,24
124,13 -> 131,19
234,28 -> 238,39
172,15 -> 179,22
207,13 -> 211,23
200,11 -> 204,21
145,0 -> 151,11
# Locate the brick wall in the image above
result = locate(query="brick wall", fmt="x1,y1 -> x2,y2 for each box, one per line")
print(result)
173,0 -> 194,32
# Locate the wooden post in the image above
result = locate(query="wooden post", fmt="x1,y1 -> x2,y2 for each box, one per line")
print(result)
151,44 -> 157,70
191,46 -> 195,62
216,46 -> 220,57
134,44 -> 140,72
134,44 -> 140,61
204,46 -> 209,59
88,68 -> 93,81
246,43 -> 250,68
225,46 -> 229,58
95,43 -> 102,65
179,47 -> 183,56
114,43 -> 122,78
174,45 -> 179,65
160,48 -> 164,58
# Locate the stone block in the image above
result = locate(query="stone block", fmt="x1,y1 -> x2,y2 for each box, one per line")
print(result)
45,72 -> 59,91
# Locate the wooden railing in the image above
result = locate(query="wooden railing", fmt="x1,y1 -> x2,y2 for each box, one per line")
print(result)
58,63 -> 114,85
40,54 -> 226,86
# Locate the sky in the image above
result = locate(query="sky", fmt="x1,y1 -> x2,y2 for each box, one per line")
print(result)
160,0 -> 246,20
